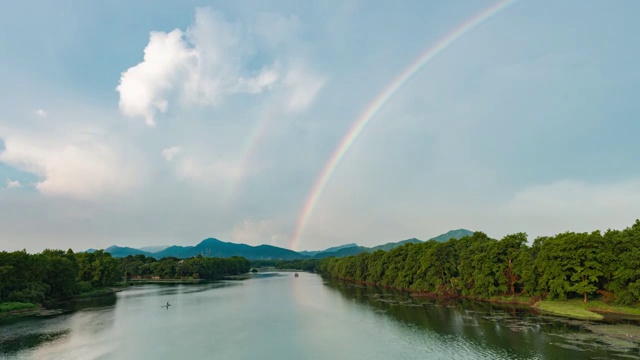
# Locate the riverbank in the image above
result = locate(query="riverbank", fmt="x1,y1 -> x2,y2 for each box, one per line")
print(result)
0,302 -> 38,318
128,279 -> 207,284
328,276 -> 640,321
0,286 -> 127,320
0,302 -> 65,319
71,286 -> 128,300
129,275 -> 253,283
533,300 -> 640,321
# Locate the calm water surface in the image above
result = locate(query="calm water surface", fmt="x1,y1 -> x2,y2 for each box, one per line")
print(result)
1,272 -> 640,359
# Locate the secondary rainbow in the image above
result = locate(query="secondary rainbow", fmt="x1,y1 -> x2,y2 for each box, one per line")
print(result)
221,105 -> 278,209
289,0 -> 517,250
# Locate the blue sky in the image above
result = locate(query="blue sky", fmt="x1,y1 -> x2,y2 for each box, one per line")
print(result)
1,0 -> 639,252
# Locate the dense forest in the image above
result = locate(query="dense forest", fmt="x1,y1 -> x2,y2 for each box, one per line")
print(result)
319,220 -> 640,305
0,250 -> 121,305
250,259 -> 320,272
0,250 -> 250,307
120,254 -> 250,280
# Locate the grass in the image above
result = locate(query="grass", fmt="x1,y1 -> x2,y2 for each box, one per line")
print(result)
0,302 -> 38,313
532,299 -> 640,321
487,294 -> 536,305
535,300 -> 604,320
577,300 -> 640,317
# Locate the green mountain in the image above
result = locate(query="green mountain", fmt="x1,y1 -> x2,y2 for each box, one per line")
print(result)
313,246 -> 370,259
429,229 -> 474,243
299,243 -> 358,257
138,245 -> 169,253
104,246 -> 151,257
143,238 -> 303,260
370,238 -> 422,252
91,229 -> 475,260
311,230 -> 475,259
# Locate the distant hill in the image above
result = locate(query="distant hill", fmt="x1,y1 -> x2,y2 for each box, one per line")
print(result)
133,238 -> 303,260
138,245 -> 169,253
370,238 -> 422,252
313,246 -> 370,259
104,246 -> 151,257
299,243 -> 358,257
89,229 -> 475,260
311,230 -> 475,259
312,238 -> 422,258
429,229 -> 473,243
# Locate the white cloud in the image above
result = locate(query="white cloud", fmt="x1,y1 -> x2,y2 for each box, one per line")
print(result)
162,146 -> 182,161
6,179 -> 21,189
117,7 -> 323,126
283,65 -> 326,112
116,29 -> 196,127
0,129 -> 142,200
35,109 -> 47,117
237,68 -> 279,94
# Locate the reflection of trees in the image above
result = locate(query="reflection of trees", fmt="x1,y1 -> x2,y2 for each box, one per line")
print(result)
0,330 -> 69,356
323,279 -> 616,359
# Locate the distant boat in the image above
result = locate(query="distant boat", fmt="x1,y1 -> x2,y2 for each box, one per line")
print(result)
161,301 -> 171,309
294,273 -> 299,277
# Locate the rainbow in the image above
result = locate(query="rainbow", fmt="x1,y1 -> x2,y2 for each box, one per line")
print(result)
221,105 -> 278,209
288,0 -> 517,250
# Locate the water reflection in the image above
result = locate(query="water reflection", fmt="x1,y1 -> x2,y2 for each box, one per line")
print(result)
2,274 -> 640,360
0,330 -> 69,356
323,279 -> 640,359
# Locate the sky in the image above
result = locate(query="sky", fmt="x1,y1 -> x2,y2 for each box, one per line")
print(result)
1,0 -> 640,252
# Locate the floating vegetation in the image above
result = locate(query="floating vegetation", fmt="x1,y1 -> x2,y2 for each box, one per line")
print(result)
550,342 -> 587,352
584,324 -> 640,344
549,330 -> 640,356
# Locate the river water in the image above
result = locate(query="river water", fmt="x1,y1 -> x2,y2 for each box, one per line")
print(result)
1,272 -> 639,359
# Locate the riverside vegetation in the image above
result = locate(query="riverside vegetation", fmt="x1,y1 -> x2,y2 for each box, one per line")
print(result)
0,249 -> 250,317
318,221 -> 640,320
3,221 -> 640,321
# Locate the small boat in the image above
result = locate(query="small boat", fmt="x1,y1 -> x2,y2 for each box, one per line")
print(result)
294,273 -> 299,277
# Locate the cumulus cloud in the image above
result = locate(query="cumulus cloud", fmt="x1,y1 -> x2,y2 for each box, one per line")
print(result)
0,129 -> 142,200
116,29 -> 195,127
162,146 -> 182,161
35,109 -> 47,117
116,8 -> 323,126
6,179 -> 21,189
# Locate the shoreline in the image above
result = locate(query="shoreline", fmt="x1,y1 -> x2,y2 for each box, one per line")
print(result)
128,279 -> 207,284
0,287 -> 126,320
0,274 -> 254,320
328,276 -> 640,321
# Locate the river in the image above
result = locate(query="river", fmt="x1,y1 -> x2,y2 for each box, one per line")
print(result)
1,272 -> 639,359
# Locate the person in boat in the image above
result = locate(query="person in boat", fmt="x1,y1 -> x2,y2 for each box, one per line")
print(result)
294,273 -> 299,277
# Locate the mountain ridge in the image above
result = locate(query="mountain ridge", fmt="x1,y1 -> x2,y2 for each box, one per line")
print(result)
90,229 -> 475,260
